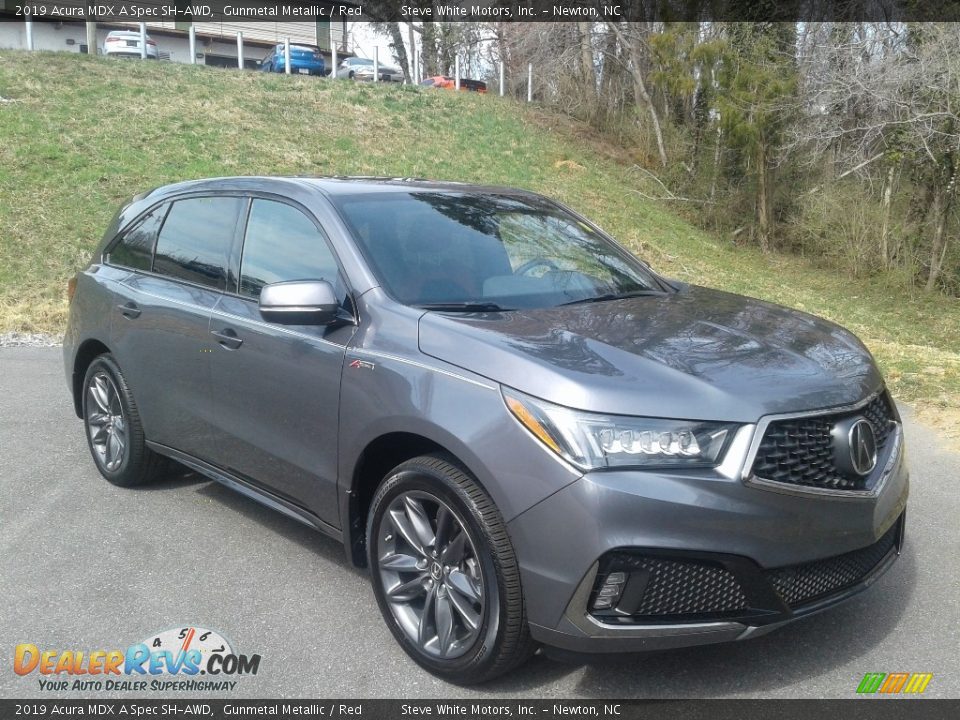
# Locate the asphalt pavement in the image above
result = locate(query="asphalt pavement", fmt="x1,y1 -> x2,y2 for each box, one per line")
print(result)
1,346 -> 957,699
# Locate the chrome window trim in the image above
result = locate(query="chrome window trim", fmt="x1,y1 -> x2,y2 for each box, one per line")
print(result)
124,283 -> 497,390
741,389 -> 901,500
122,283 -> 346,350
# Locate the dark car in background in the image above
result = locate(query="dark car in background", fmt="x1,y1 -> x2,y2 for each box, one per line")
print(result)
260,44 -> 325,76
64,177 -> 908,684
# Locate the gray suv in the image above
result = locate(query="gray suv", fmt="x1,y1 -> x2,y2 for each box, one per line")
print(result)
64,177 -> 908,683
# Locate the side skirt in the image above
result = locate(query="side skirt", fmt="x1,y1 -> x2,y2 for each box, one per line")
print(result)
146,441 -> 343,543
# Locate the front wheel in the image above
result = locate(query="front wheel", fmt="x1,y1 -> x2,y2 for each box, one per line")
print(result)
367,454 -> 534,683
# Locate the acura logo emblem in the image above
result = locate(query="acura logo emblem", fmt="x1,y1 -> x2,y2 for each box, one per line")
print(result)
831,416 -> 879,479
848,418 -> 878,476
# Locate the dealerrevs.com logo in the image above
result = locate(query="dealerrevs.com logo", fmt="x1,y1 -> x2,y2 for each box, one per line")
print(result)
14,627 -> 261,692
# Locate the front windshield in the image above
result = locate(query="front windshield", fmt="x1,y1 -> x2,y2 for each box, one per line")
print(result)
332,191 -> 667,310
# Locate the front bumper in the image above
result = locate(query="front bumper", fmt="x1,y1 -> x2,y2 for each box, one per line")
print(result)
354,73 -> 404,83
507,424 -> 909,653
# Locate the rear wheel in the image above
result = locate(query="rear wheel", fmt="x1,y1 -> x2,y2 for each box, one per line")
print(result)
82,354 -> 168,487
367,454 -> 534,683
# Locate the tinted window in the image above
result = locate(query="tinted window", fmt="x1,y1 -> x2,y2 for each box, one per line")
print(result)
239,200 -> 339,298
109,205 -> 167,271
332,192 -> 664,309
153,197 -> 244,290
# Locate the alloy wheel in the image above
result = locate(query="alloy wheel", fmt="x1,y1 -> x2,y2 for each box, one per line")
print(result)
376,491 -> 485,659
85,372 -> 127,472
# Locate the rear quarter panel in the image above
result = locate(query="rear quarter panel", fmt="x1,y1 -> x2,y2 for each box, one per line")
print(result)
63,265 -> 130,407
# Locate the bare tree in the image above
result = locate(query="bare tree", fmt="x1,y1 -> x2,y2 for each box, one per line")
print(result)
796,23 -> 960,290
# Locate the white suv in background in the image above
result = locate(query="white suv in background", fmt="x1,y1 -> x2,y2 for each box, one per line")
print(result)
103,31 -> 159,60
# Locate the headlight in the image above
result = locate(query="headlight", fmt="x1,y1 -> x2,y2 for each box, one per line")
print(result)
503,387 -> 737,471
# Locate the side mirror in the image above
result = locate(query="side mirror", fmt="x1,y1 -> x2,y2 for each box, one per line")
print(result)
259,280 -> 341,325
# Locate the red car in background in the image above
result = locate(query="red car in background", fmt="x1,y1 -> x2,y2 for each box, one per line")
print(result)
420,76 -> 487,93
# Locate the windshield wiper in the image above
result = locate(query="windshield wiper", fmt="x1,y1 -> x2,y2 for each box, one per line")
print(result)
417,302 -> 514,312
559,290 -> 666,307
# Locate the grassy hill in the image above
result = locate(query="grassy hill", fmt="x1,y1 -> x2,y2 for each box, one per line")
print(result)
1,50 -> 958,438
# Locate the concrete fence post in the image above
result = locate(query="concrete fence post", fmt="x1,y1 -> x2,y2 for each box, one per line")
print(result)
189,25 -> 196,65
284,37 -> 291,74
499,61 -> 505,97
331,44 -> 337,79
455,56 -> 460,91
139,22 -> 147,59
373,46 -> 379,82
236,31 -> 244,69
85,22 -> 97,55
25,20 -> 34,51
527,62 -> 533,102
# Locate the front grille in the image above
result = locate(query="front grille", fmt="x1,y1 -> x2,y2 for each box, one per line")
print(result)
592,554 -> 749,620
765,519 -> 901,607
750,393 -> 896,491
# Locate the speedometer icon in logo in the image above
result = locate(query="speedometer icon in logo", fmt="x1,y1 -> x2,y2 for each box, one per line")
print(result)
142,627 -> 233,669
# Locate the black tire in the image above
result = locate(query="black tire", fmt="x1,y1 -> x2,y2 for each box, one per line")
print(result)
81,353 -> 168,487
367,453 -> 534,684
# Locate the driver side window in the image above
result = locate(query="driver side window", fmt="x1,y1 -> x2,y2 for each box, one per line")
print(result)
239,200 -> 342,300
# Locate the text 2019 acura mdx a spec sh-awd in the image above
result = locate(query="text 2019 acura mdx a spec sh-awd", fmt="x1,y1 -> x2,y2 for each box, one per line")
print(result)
64,177 -> 908,683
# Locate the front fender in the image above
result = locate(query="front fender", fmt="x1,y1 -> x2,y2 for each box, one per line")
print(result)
336,347 -> 582,536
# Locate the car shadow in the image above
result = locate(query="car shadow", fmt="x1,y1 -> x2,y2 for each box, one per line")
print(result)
127,465 -> 209,491
180,472 -> 364,576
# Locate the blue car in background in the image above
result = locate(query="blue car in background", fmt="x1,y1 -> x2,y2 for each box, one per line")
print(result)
260,44 -> 326,76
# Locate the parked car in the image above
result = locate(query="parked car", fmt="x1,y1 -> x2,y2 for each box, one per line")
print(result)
420,76 -> 488,93
65,177 -> 908,684
336,56 -> 403,82
103,30 -> 158,60
260,44 -> 325,76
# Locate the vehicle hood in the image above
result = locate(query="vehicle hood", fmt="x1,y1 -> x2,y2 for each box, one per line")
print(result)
417,286 -> 883,422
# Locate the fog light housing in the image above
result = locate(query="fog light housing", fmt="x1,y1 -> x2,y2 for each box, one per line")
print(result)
592,571 -> 626,610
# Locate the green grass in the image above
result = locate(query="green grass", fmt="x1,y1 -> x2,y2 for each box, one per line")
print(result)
1,50 -> 958,437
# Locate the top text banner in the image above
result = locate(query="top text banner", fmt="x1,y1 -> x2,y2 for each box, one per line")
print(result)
5,0 -> 960,23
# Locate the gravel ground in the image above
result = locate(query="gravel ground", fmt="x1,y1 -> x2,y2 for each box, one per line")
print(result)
0,332 -> 62,347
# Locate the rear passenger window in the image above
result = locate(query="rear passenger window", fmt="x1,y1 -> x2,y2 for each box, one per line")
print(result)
239,200 -> 340,298
109,206 -> 167,271
153,197 -> 244,290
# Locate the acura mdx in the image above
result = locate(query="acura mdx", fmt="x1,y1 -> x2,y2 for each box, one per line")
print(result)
64,177 -> 909,683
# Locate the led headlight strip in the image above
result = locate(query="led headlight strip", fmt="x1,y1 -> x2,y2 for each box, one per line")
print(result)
503,387 -> 737,471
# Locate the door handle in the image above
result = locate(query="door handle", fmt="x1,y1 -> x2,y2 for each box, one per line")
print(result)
211,328 -> 243,350
118,302 -> 141,319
